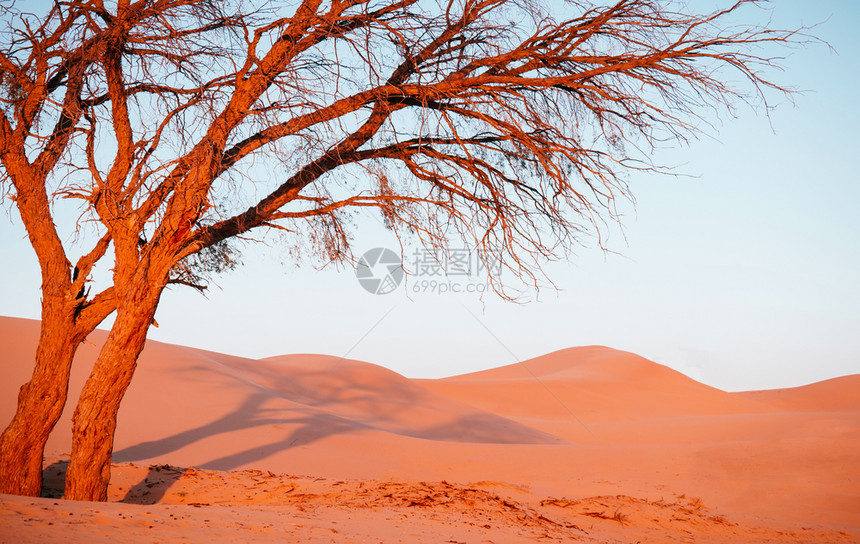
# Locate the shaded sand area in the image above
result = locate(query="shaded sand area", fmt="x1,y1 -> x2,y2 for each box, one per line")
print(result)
0,316 -> 857,542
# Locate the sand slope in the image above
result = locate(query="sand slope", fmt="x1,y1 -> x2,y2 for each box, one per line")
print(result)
417,346 -> 775,432
737,374 -> 860,412
0,316 -> 857,542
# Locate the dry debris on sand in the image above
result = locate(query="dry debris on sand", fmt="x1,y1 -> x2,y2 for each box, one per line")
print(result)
1,462 -> 855,544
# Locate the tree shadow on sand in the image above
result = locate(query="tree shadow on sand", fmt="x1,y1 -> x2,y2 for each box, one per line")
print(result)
114,390 -> 363,472
121,464 -> 187,504
41,459 -> 67,498
112,355 -> 563,474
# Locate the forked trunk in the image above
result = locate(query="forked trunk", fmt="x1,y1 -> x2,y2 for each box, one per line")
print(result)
63,298 -> 158,502
0,305 -> 77,496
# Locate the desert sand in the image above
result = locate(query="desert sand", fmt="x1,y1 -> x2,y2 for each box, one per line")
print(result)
0,315 -> 857,543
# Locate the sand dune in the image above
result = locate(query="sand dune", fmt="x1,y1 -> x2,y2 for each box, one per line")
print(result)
737,374 -> 860,413
0,316 -> 858,542
419,346 -> 774,424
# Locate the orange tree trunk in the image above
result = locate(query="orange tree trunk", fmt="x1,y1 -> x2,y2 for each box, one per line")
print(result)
64,294 -> 160,502
0,163 -> 86,497
0,305 -> 77,496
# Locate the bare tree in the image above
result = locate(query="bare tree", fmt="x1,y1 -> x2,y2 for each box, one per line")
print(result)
0,0 -> 804,501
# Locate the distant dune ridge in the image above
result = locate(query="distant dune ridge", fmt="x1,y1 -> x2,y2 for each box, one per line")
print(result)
0,315 -> 857,543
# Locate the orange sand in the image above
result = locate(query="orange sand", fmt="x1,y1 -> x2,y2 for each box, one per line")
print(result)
0,316 -> 857,542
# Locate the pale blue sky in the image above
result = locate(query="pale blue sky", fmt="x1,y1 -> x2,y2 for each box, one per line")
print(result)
1,0 -> 858,391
